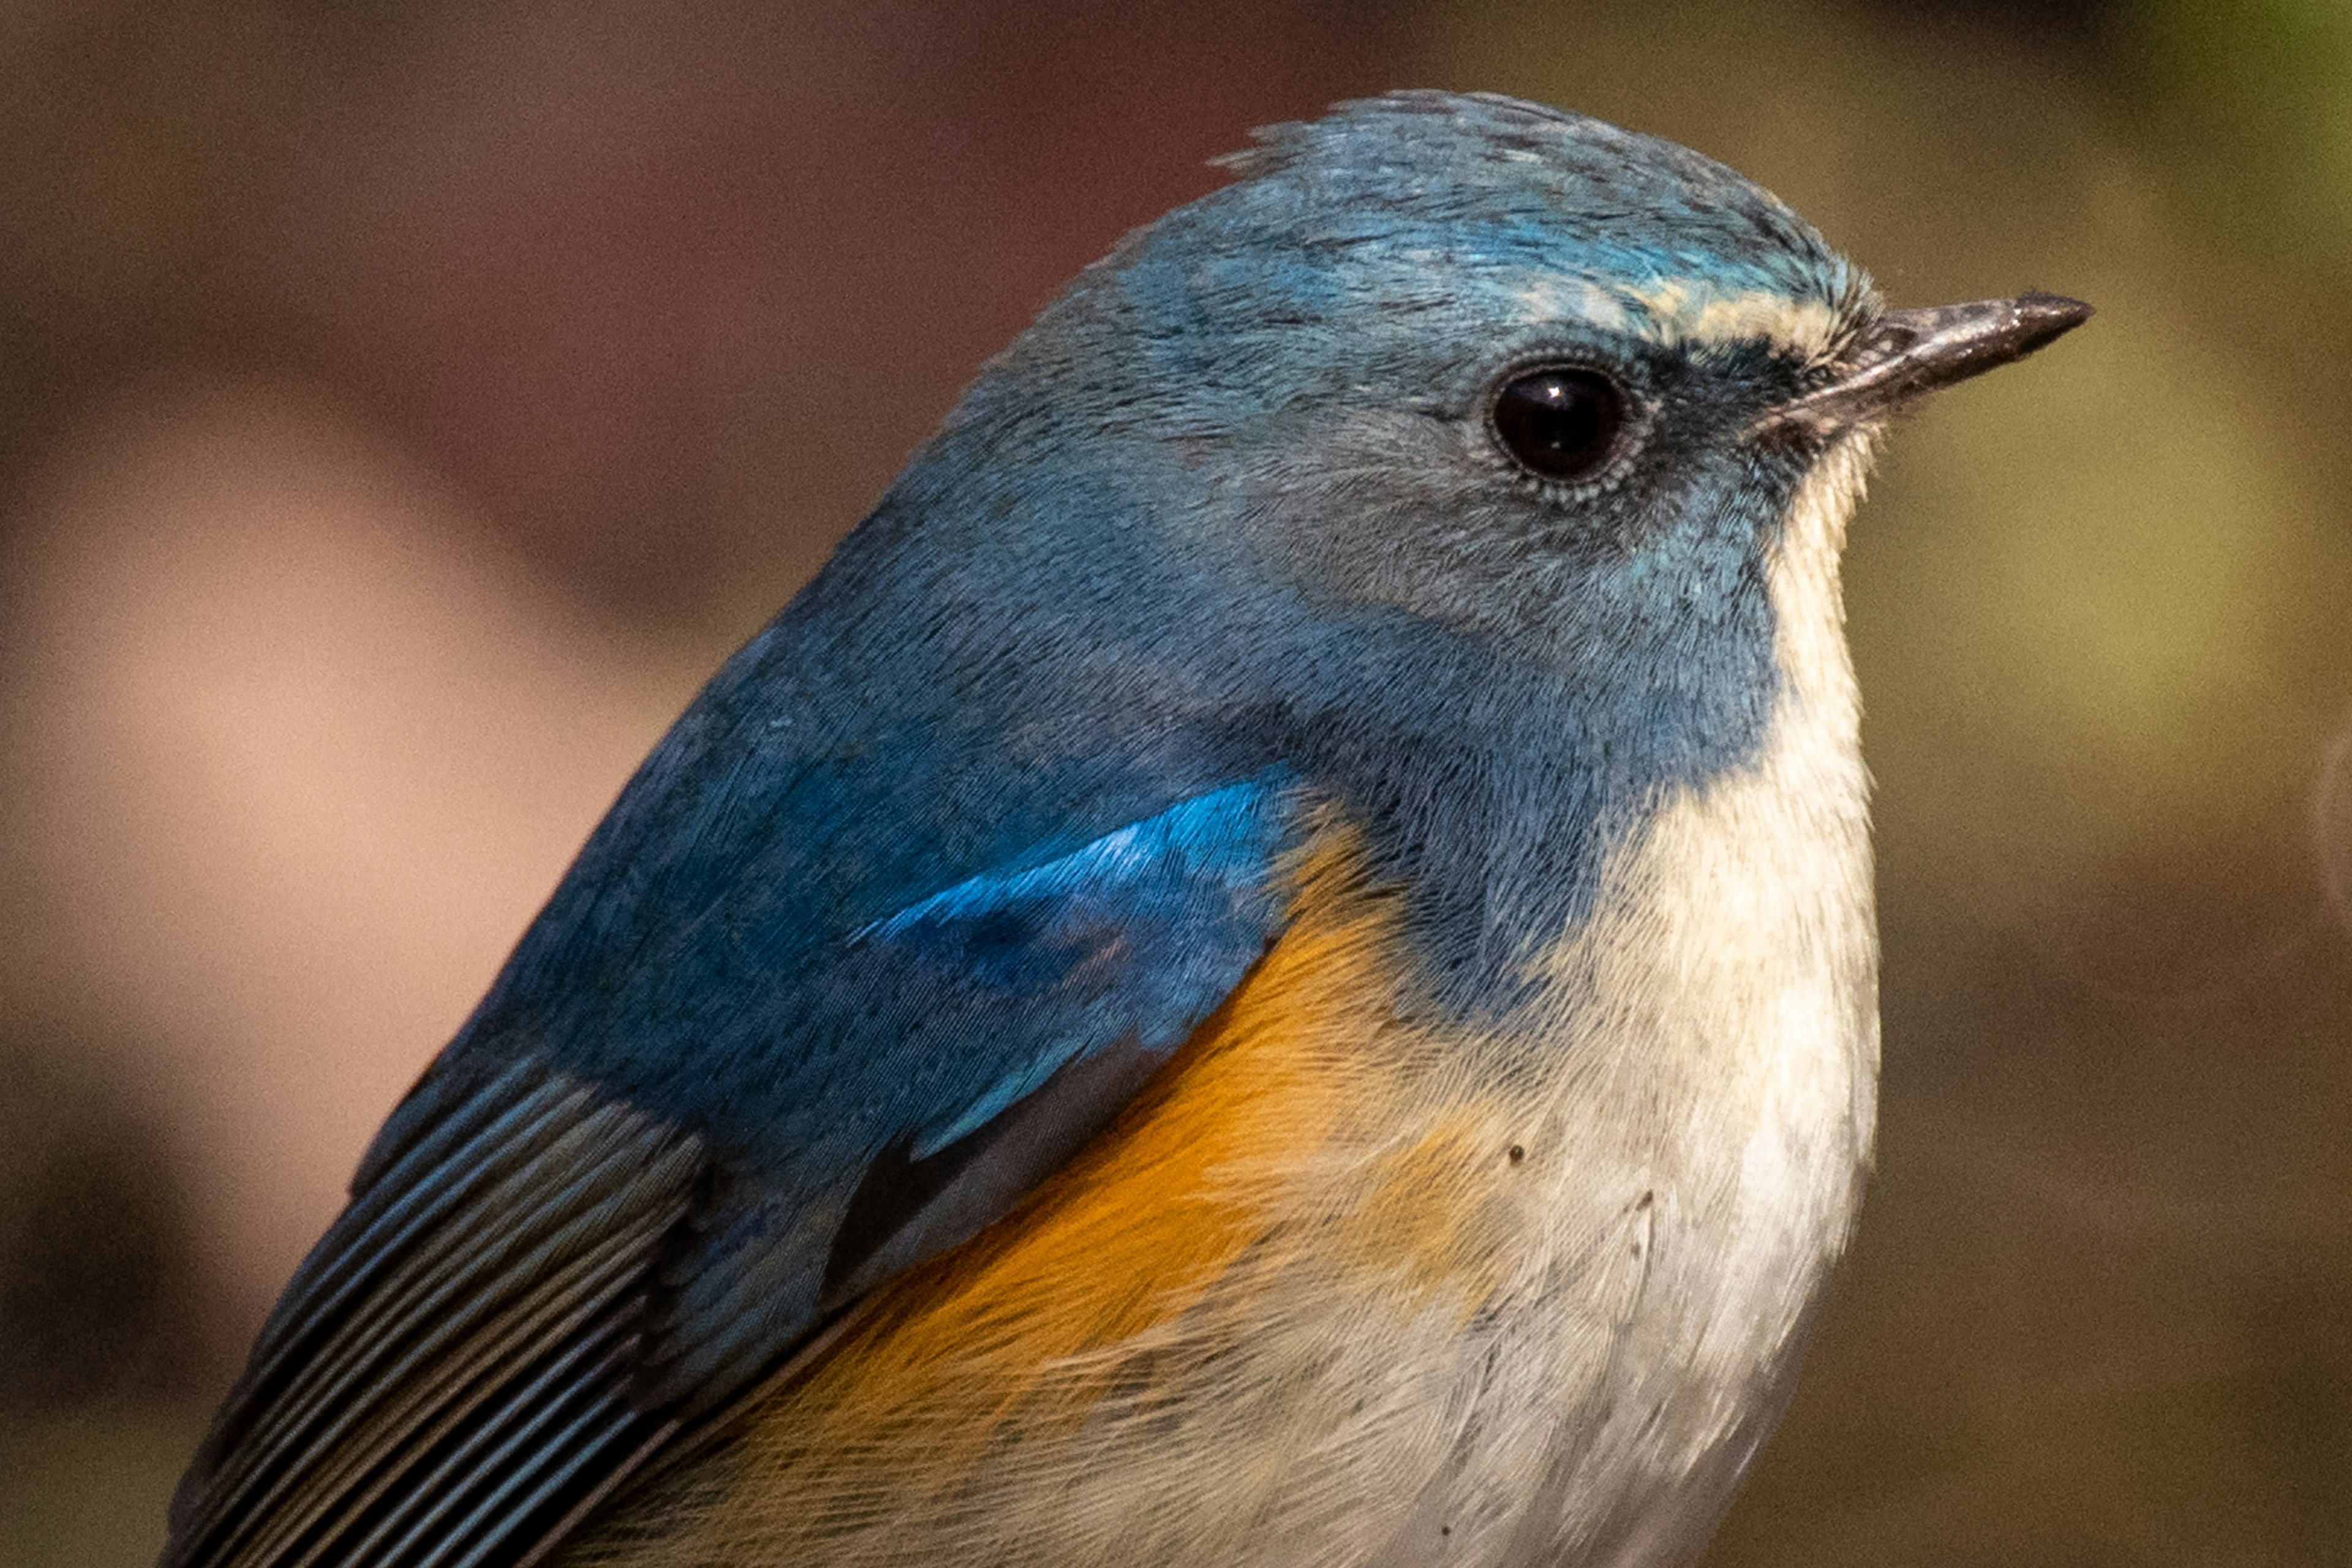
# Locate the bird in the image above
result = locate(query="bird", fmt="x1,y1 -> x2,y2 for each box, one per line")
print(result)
159,91 -> 2088,1568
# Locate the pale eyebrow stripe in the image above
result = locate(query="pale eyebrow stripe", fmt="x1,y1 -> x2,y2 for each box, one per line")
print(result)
1657,288 -> 1843,360
1514,274 -> 1845,362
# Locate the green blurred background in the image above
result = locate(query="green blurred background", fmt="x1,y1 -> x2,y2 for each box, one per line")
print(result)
2,2 -> 2346,1563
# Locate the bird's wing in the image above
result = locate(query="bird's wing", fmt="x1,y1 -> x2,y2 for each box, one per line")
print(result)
161,777 -> 1299,1568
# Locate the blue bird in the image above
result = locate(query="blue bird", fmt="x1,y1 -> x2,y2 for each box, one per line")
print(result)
160,92 -> 2087,1568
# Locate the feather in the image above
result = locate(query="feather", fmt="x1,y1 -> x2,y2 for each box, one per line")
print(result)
161,782 -> 1300,1567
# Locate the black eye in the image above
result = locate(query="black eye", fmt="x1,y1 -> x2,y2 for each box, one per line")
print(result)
1492,366 -> 1625,483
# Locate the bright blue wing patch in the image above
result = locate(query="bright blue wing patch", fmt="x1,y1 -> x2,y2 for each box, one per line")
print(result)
864,780 -> 1290,1156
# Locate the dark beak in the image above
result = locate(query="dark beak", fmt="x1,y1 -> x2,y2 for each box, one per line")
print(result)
1754,290 -> 2092,438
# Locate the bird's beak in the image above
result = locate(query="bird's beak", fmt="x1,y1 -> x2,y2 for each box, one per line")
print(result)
1752,290 -> 2092,439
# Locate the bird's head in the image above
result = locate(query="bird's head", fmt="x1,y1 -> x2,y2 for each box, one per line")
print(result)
927,93 -> 2081,675
880,90 -> 2085,846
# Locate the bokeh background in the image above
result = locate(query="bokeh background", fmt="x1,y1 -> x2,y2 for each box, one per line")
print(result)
3,1 -> 2347,1563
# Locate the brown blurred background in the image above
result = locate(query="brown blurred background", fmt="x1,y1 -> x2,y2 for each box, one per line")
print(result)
2,2 -> 2346,1563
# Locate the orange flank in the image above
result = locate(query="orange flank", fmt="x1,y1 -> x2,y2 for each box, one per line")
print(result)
591,826 -> 1531,1564
772,827 -> 1397,1435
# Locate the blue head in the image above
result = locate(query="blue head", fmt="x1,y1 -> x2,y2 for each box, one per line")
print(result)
932,92 -> 1868,663
527,92 -> 2086,1031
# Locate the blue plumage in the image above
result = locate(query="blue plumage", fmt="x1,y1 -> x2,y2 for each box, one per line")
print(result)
869,776 -> 1294,1156
162,91 -> 2086,1568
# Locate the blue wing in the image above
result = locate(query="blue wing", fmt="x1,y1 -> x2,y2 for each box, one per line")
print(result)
161,774 -> 1300,1568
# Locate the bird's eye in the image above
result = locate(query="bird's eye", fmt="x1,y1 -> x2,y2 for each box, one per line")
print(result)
1491,367 -> 1625,483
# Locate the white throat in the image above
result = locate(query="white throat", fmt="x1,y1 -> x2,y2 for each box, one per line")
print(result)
1476,429 -> 1885,1567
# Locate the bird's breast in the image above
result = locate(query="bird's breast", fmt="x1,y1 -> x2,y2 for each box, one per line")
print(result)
586,449 -> 1881,1568
589,739 -> 1874,1568
1449,433 -> 1880,1566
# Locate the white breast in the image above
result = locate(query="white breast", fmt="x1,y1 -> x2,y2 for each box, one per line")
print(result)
1421,432 -> 1883,1568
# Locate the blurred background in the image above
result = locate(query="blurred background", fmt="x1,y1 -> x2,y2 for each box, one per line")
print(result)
1,1 -> 2346,1562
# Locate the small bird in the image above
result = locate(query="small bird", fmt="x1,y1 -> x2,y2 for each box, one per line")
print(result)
162,92 -> 2086,1568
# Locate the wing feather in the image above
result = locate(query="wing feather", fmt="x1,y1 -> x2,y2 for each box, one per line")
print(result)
163,777 -> 1302,1568
165,1066 -> 704,1568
